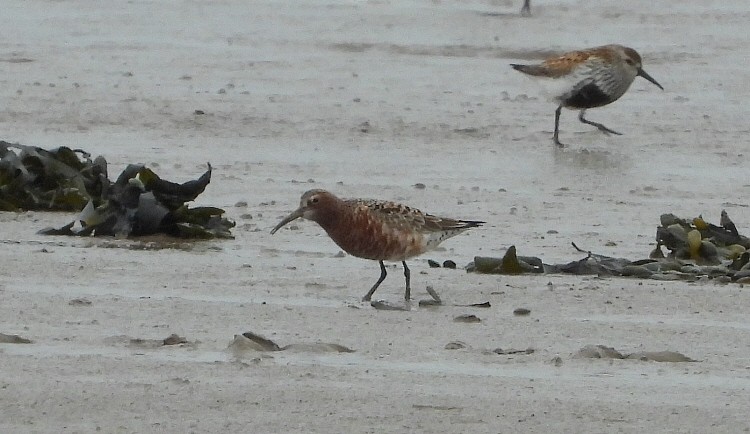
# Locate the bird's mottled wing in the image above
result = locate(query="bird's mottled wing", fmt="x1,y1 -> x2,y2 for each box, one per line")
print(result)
347,198 -> 431,231
538,49 -> 598,77
347,198 -> 480,233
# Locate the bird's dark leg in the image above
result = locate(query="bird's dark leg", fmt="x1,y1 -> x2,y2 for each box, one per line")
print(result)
553,105 -> 565,147
578,109 -> 622,136
363,260 -> 387,302
520,0 -> 531,16
402,261 -> 411,301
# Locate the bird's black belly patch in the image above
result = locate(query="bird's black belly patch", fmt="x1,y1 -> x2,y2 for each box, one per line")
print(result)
563,83 -> 612,109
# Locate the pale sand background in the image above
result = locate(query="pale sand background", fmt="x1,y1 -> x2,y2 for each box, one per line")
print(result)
2,0 -> 750,432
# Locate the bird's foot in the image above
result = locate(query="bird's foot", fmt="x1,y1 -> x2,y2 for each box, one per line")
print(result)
520,0 -> 531,16
596,124 -> 622,136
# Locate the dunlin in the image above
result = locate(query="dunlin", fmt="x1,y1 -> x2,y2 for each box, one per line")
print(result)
271,189 -> 484,302
511,44 -> 663,147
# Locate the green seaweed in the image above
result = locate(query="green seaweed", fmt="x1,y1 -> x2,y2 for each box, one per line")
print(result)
0,140 -> 234,239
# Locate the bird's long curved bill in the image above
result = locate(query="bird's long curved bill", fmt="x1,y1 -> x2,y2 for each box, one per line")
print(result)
638,68 -> 664,90
270,208 -> 304,234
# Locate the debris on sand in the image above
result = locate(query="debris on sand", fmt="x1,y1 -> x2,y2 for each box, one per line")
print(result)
457,301 -> 491,308
371,285 -> 443,309
470,246 -> 544,274
655,211 -> 748,264
624,351 -> 696,362
444,341 -> 468,350
231,331 -> 282,352
122,334 -> 191,348
513,308 -> 531,316
2,141 -> 234,238
0,333 -> 33,344
490,347 -> 534,355
419,285 -> 443,306
453,314 -> 481,323
468,210 -> 750,284
228,331 -> 355,357
426,259 -> 457,269
102,334 -> 191,348
573,344 -> 625,359
371,300 -> 411,311
39,162 -> 234,239
68,298 -> 93,306
443,340 -> 535,356
573,344 -> 696,362
0,141 -> 106,211
163,334 -> 188,346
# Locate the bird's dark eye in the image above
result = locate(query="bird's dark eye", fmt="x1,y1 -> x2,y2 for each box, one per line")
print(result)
310,197 -> 319,205
625,58 -> 635,66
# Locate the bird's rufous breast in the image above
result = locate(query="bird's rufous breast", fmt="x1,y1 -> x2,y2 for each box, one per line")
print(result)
320,203 -> 427,261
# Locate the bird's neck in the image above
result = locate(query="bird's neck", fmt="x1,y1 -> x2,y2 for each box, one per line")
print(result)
312,202 -> 344,233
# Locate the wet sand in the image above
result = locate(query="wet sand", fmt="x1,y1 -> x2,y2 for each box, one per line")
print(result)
2,0 -> 750,432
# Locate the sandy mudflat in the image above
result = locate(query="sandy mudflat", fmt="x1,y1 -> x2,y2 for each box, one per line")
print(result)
2,0 -> 750,432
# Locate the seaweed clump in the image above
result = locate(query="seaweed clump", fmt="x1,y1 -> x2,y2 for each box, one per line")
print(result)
40,162 -> 234,239
0,141 -> 105,211
467,211 -> 750,283
0,140 -> 233,239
